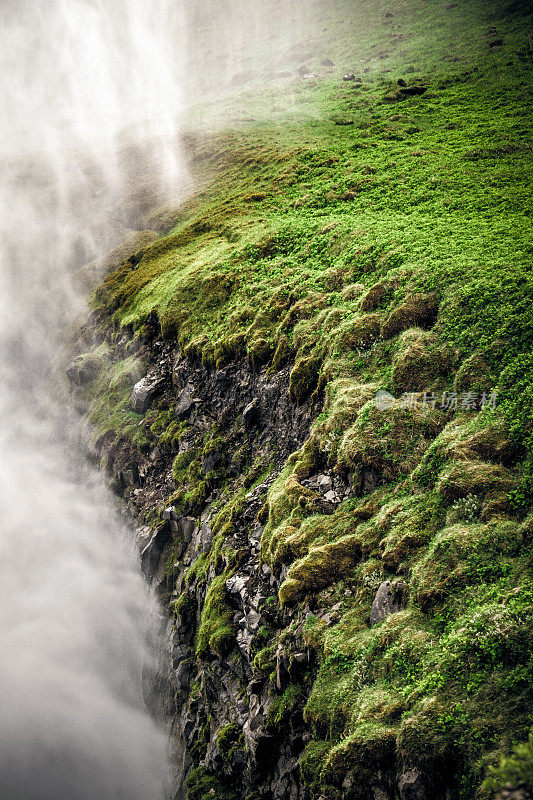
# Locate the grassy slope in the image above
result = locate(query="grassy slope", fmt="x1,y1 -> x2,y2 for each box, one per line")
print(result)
87,0 -> 533,796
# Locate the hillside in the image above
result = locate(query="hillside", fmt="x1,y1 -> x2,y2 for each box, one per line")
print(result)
69,1 -> 533,798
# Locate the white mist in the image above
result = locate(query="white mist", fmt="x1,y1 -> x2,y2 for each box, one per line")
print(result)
0,1 -> 308,797
0,2 -> 188,798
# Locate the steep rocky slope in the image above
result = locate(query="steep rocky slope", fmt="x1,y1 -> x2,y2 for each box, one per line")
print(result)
68,2 -> 533,798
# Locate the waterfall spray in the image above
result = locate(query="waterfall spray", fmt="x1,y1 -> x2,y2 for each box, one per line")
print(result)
0,2 -> 189,798
0,1 -> 309,796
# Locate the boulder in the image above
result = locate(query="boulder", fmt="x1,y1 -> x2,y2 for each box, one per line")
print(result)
66,354 -> 101,386
398,769 -> 430,800
370,580 -> 406,626
140,522 -> 172,579
175,384 -> 195,419
130,375 -> 165,413
243,398 -> 259,426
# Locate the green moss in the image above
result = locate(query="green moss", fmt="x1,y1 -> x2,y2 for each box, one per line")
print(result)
289,355 -> 322,402
172,449 -> 197,485
186,766 -> 239,800
266,684 -> 304,730
216,722 -> 245,767
85,4 -> 533,796
483,724 -> 533,795
196,574 -> 235,659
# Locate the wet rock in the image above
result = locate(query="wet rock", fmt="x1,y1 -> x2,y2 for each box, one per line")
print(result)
226,574 -> 250,609
175,384 -> 194,419
370,580 -> 406,625
398,769 -> 430,800
243,398 -> 260,426
236,627 -> 254,658
140,521 -> 171,579
318,474 -> 332,492
66,354 -> 101,386
201,449 -> 222,475
199,520 -> 213,554
245,610 -> 261,633
130,375 -> 165,413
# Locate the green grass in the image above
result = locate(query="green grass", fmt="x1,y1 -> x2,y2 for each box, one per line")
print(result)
84,1 -> 533,797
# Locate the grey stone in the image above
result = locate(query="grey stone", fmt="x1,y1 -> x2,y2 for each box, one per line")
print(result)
140,523 -> 171,580
175,384 -> 195,419
245,610 -> 261,633
226,574 -> 250,603
198,521 -> 213,554
243,398 -> 259,426
398,769 -> 429,800
370,580 -> 406,626
130,375 -> 164,413
236,628 -> 253,658
319,475 -> 332,492
178,516 -> 197,542
66,355 -> 101,386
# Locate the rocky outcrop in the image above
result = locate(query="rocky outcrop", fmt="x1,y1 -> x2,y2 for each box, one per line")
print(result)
80,322 -> 319,800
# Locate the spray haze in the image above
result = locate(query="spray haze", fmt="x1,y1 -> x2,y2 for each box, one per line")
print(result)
0,1 -> 310,798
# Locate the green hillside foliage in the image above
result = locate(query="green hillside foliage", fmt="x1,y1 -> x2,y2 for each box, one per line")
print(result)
86,1 -> 533,796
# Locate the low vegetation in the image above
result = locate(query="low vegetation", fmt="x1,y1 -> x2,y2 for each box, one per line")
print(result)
78,1 -> 533,797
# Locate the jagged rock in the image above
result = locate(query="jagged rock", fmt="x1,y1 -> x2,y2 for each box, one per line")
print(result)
398,769 -> 430,800
318,474 -> 332,492
199,520 -> 214,554
130,375 -> 164,413
175,384 -> 194,419
370,580 -> 406,625
66,355 -> 101,386
226,573 -> 251,607
175,659 -> 192,691
236,628 -> 254,658
243,398 -> 260,426
139,522 -> 171,579
245,610 -> 261,633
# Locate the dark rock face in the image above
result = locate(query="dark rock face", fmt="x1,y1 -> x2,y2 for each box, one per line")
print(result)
174,384 -> 194,419
83,328 -> 446,800
89,330 -> 319,799
370,580 -> 407,626
398,769 -> 430,800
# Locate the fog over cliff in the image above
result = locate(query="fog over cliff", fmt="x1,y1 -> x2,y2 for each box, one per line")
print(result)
0,1 -> 308,797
